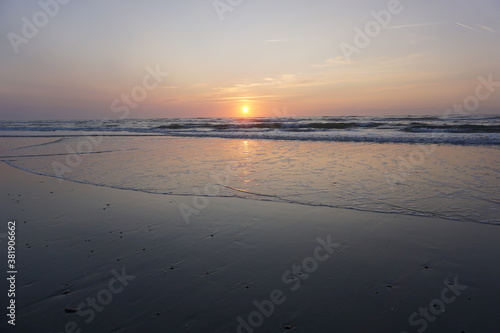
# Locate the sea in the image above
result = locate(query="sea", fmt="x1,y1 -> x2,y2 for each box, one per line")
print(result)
1,114 -> 499,225
1,114 -> 500,144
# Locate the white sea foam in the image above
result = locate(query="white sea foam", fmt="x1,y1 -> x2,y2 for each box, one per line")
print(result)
1,115 -> 500,145
1,135 -> 498,225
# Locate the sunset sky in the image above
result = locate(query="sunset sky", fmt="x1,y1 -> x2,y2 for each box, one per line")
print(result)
1,0 -> 499,120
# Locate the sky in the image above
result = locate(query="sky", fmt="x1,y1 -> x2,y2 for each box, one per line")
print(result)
0,0 -> 499,120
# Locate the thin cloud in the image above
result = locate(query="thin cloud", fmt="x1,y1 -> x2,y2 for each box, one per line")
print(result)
265,38 -> 298,42
190,83 -> 208,88
191,95 -> 284,104
311,53 -> 423,70
456,22 -> 481,32
310,56 -> 352,68
478,25 -> 495,33
385,22 -> 443,30
210,73 -> 330,98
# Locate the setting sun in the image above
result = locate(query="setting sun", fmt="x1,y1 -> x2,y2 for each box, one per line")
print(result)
242,106 -> 249,114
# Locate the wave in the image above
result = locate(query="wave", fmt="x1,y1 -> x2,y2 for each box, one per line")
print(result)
3,159 -> 498,227
1,115 -> 500,145
154,121 -> 382,130
163,131 -> 500,145
403,123 -> 500,133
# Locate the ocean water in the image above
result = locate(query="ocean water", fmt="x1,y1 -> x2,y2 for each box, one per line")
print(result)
0,115 -> 499,225
1,114 -> 500,144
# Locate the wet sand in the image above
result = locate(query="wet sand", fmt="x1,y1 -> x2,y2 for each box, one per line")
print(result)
1,162 -> 499,333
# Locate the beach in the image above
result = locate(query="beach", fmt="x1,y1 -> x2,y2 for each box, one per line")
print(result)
2,0 -> 500,331
1,134 -> 499,333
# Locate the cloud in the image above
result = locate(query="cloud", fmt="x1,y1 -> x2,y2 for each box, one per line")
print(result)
213,74 -> 299,94
456,22 -> 496,34
191,95 -> 284,104
265,38 -> 298,42
478,25 -> 495,33
190,83 -> 208,88
456,22 -> 481,32
384,22 -> 444,30
201,73 -> 333,105
309,56 -> 352,68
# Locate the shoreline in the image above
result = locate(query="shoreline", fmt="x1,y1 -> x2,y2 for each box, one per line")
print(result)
2,159 -> 493,227
1,162 -> 500,332
2,131 -> 500,146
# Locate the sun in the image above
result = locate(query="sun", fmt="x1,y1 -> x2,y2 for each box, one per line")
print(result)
242,106 -> 249,114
